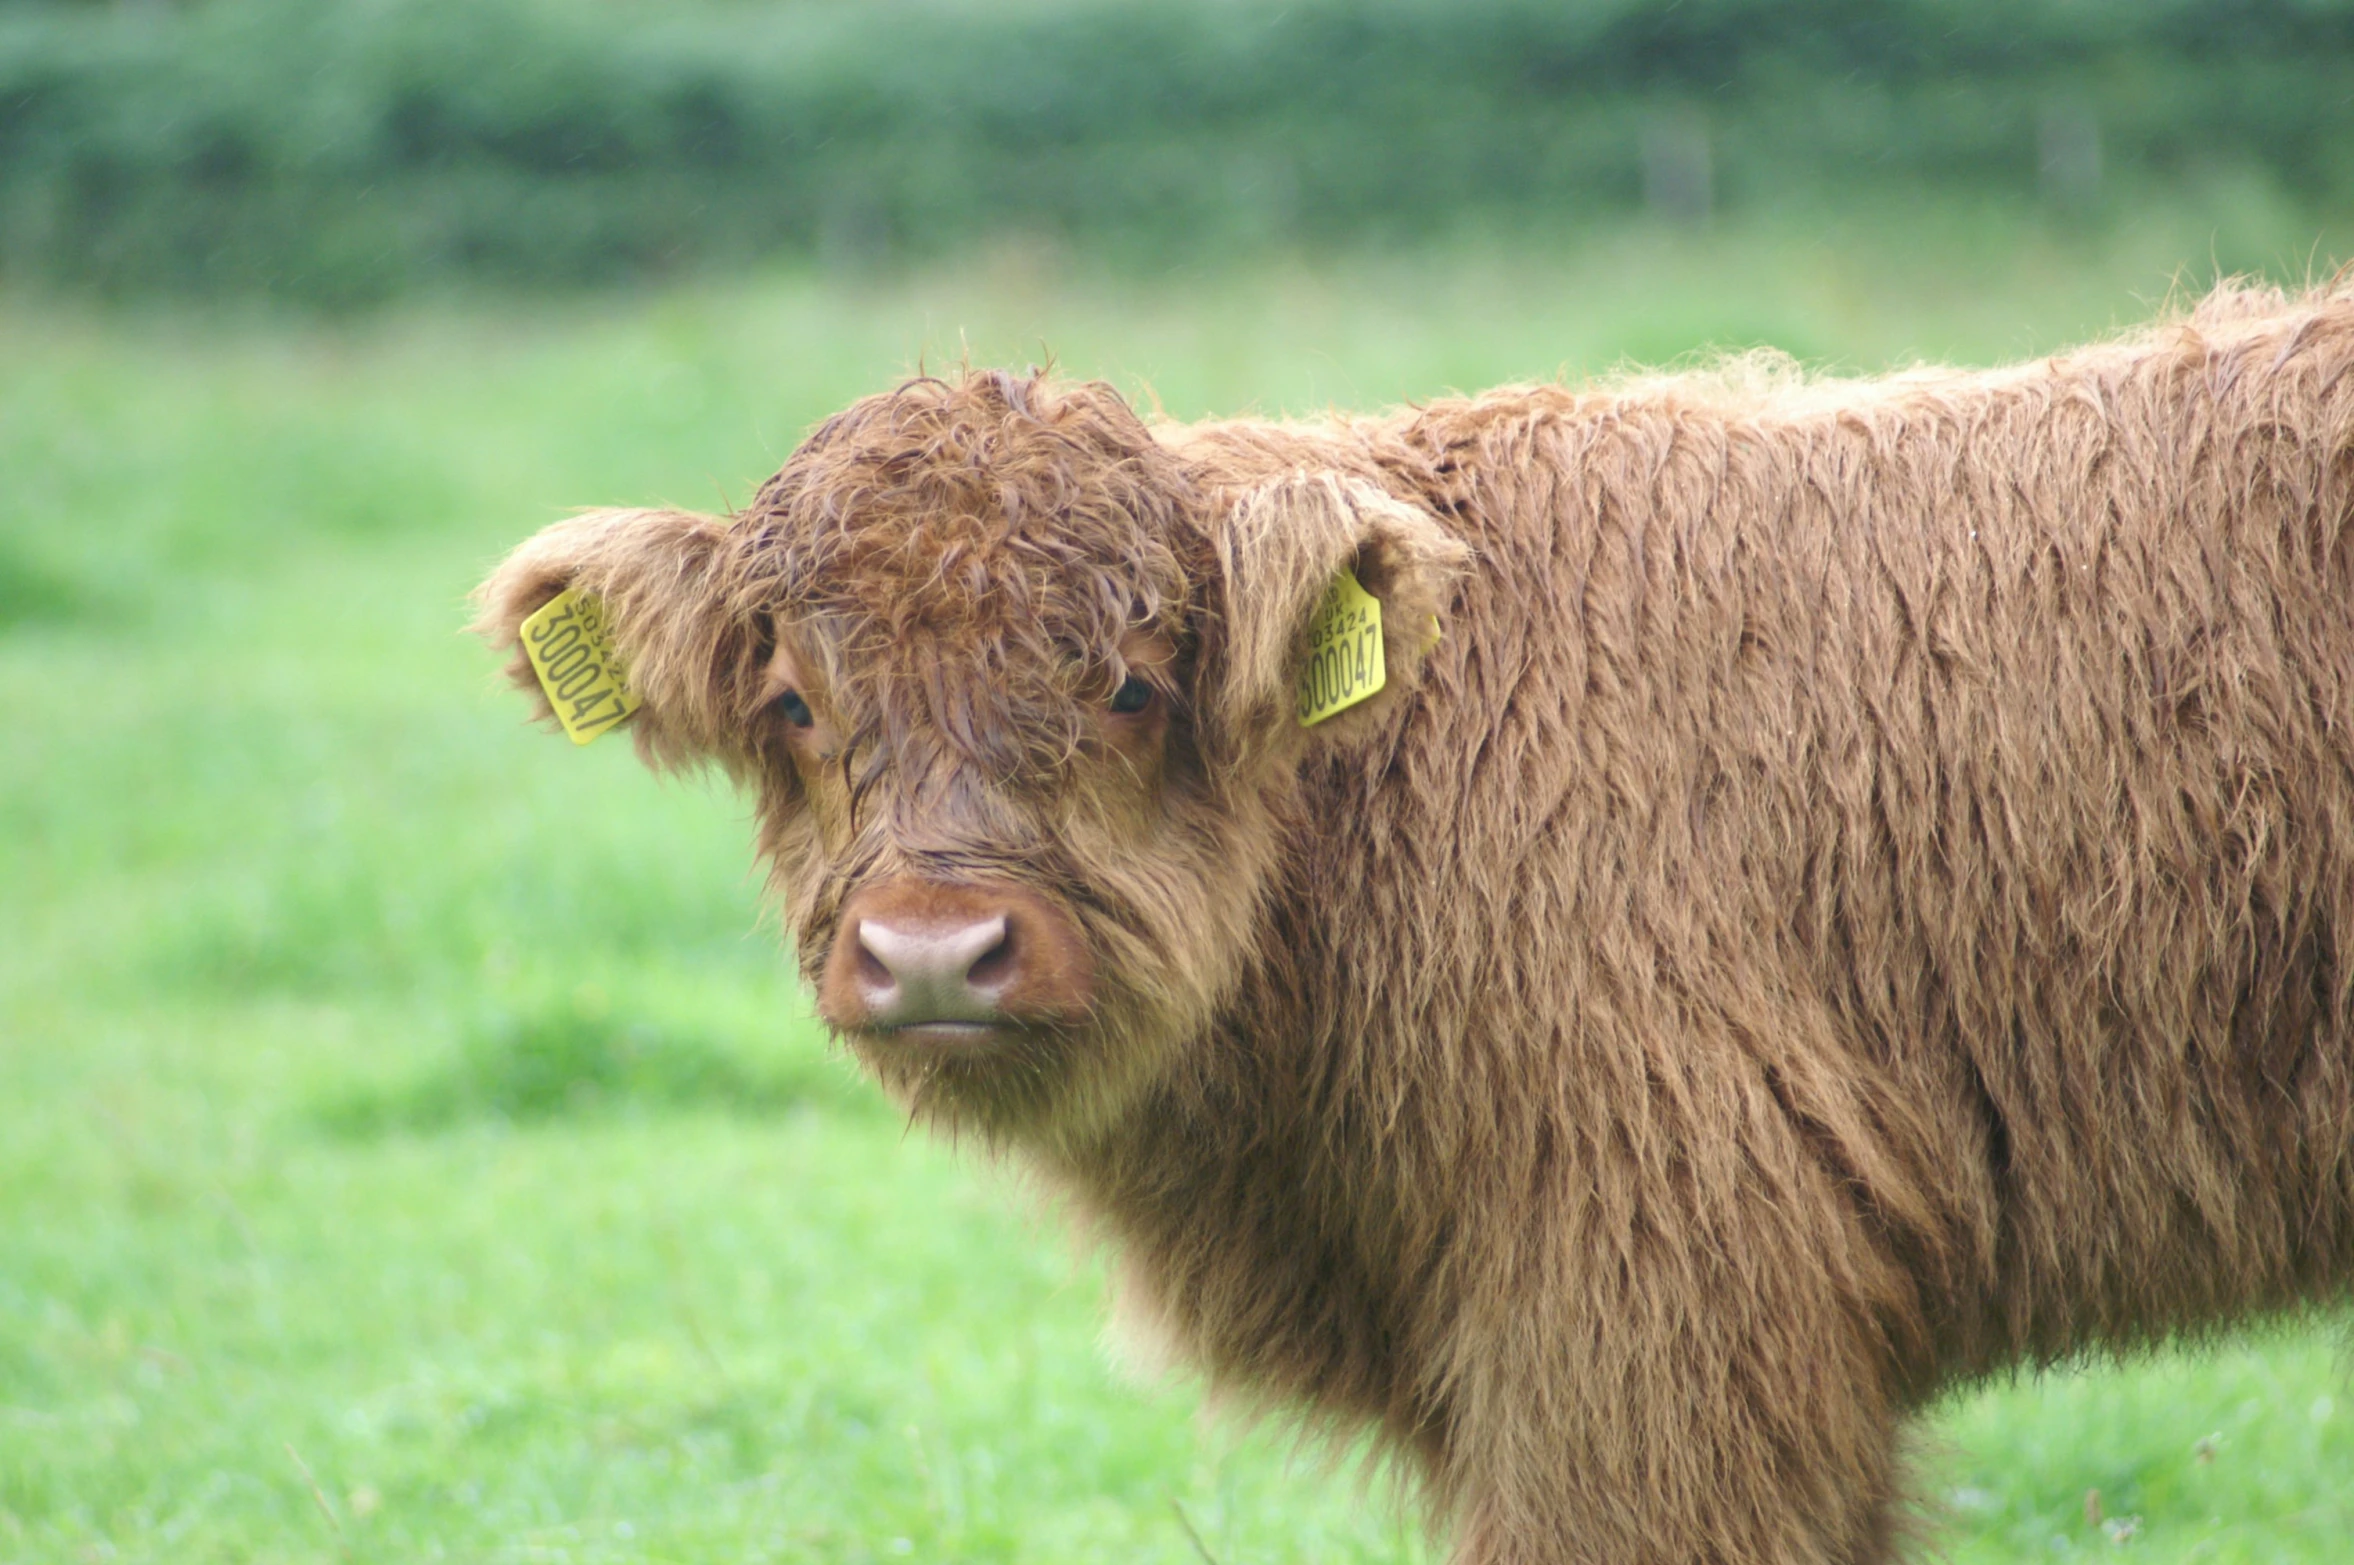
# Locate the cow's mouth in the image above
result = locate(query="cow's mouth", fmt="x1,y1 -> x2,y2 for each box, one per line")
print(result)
879,1020 -> 1008,1046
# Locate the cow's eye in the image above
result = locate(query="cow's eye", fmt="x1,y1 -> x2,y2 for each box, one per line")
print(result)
775,689 -> 815,729
1108,675 -> 1155,715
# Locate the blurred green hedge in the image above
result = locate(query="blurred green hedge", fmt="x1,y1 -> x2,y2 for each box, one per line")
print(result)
3,0 -> 2352,302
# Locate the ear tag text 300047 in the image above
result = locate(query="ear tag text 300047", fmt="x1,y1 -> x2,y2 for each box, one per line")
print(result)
521,588 -> 640,745
1296,568 -> 1385,727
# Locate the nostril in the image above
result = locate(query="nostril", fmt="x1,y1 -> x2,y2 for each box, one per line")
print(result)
965,921 -> 1015,990
852,922 -> 896,994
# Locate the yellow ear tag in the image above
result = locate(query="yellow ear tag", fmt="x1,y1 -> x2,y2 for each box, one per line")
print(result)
1296,568 -> 1386,727
521,588 -> 641,745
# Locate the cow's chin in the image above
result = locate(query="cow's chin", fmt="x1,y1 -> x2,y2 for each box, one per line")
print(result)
837,1011 -> 1178,1148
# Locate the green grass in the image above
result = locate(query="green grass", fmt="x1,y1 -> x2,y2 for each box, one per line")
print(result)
5,201 -> 2354,1561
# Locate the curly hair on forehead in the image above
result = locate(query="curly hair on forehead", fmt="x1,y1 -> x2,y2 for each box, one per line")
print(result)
730,368 -> 1215,780
741,368 -> 1207,645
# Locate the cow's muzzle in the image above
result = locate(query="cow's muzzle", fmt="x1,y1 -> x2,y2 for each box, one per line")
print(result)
819,878 -> 1094,1039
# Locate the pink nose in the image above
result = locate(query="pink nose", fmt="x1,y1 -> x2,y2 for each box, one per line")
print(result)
819,880 -> 1094,1036
852,913 -> 1013,1027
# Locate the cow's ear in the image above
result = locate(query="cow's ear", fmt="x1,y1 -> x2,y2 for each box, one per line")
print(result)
472,507 -> 758,771
1202,473 -> 1469,762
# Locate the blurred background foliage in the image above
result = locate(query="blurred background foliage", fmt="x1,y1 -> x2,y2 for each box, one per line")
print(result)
2,0 -> 2352,303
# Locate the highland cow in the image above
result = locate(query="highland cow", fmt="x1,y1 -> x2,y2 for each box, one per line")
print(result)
477,279 -> 2354,1563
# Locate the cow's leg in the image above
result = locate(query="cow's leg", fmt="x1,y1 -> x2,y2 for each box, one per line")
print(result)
1433,1163 -> 1917,1564
1438,1313 -> 1907,1564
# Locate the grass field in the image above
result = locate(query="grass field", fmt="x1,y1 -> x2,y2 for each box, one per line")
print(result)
6,199 -> 2354,1562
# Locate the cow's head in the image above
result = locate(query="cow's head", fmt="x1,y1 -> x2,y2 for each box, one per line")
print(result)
476,370 -> 1466,1143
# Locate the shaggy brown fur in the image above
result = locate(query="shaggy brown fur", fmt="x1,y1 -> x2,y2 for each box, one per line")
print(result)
477,279 -> 2354,1563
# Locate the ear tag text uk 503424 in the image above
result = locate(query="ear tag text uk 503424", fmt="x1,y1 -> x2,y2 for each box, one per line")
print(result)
521,588 -> 640,745
1296,568 -> 1385,727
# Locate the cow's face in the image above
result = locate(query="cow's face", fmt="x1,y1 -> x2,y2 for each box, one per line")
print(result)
478,371 -> 1465,1143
